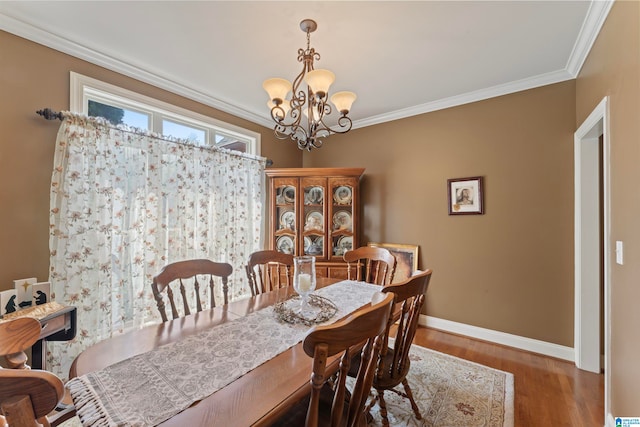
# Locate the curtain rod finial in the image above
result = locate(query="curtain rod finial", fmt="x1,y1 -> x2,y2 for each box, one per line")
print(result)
36,108 -> 63,121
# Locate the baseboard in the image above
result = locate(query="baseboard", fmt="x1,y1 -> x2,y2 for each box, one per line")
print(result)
420,315 -> 575,362
605,413 -> 614,427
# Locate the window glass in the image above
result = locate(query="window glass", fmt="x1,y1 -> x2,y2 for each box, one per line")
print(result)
123,109 -> 151,130
163,119 -> 206,144
215,133 -> 248,153
72,72 -> 260,155
88,100 -> 151,129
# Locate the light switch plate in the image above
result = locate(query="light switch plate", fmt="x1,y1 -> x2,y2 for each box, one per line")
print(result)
616,241 -> 624,265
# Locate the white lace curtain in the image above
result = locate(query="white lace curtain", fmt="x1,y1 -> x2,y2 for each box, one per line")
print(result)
48,113 -> 265,379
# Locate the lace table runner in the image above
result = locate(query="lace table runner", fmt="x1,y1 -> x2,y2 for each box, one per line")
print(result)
67,281 -> 380,427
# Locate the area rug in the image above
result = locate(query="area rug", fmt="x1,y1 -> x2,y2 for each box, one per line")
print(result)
363,344 -> 514,427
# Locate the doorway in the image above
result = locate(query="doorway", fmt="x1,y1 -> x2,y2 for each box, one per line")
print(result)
574,97 -> 609,418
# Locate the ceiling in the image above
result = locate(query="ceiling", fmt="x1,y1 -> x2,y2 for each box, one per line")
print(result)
0,1 -> 611,130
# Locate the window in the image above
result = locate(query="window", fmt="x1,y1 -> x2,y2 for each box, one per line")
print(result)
70,72 -> 260,154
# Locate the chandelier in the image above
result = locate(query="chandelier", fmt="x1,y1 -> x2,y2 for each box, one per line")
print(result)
263,19 -> 356,151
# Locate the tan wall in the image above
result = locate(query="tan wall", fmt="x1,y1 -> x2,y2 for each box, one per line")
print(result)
576,1 -> 640,416
306,81 -> 577,347
0,30 -> 301,290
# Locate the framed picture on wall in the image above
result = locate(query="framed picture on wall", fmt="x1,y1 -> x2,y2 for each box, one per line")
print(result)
367,242 -> 419,284
447,176 -> 484,215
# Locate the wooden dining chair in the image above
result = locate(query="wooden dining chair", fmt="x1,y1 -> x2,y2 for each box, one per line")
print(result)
364,269 -> 433,426
151,259 -> 233,322
245,249 -> 294,295
0,317 -> 42,370
0,368 -> 68,427
343,246 -> 397,285
0,318 -> 76,427
272,292 -> 395,427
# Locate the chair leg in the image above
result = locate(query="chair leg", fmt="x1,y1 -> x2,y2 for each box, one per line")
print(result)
401,378 -> 422,420
377,390 -> 390,427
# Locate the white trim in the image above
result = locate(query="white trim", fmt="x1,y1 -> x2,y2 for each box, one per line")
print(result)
420,314 -> 575,362
353,69 -> 574,129
0,12 -> 270,128
574,96 -> 611,420
574,98 -> 607,374
0,3 -> 612,130
605,413 -> 614,427
565,0 -> 615,77
70,72 -> 261,155
357,0 -> 613,131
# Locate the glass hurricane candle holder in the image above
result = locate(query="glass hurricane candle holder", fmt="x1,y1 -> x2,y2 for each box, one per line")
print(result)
293,255 -> 316,314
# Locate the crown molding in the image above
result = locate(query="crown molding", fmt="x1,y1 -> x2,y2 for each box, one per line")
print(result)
353,0 -> 613,130
565,0 -> 614,77
1,1 -> 613,131
0,12 -> 270,128
353,69 -> 574,129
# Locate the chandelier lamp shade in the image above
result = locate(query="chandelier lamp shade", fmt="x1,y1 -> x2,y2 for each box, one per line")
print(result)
263,19 -> 357,151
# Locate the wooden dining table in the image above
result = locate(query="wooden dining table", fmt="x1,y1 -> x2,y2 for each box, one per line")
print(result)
70,277 -> 362,426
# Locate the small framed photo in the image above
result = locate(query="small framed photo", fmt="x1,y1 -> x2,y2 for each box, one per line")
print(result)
367,242 -> 419,284
447,176 -> 484,215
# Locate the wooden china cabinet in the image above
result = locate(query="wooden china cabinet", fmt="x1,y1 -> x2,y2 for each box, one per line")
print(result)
265,167 -> 365,279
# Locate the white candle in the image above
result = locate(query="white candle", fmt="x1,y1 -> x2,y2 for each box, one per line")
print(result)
297,273 -> 312,292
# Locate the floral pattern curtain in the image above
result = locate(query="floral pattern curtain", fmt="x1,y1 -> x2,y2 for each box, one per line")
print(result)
48,113 -> 265,379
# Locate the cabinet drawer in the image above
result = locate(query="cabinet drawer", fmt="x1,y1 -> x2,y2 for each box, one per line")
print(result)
39,309 -> 74,340
40,315 -> 64,338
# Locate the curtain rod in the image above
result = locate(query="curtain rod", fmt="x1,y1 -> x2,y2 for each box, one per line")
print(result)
36,108 -> 274,166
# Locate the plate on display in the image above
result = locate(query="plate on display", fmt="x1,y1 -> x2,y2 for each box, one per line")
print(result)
304,236 -> 323,255
304,186 -> 324,205
276,185 -> 296,204
283,186 -> 296,203
279,210 -> 295,230
276,235 -> 295,254
304,211 -> 323,231
333,186 -> 352,205
335,235 -> 353,256
332,211 -> 352,231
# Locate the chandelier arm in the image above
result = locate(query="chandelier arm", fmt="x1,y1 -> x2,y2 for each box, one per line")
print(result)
311,113 -> 353,137
274,121 -> 308,140
333,115 -> 354,134
319,100 -> 331,119
269,105 -> 286,123
273,123 -> 290,140
307,137 -> 324,150
291,78 -> 307,107
288,123 -> 310,147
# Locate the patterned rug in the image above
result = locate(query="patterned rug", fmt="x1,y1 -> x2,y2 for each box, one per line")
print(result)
365,344 -> 514,427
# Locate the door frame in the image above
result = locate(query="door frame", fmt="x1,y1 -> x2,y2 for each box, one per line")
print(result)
573,96 -> 610,416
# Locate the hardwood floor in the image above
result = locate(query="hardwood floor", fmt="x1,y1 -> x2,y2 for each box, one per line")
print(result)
411,326 -> 604,427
